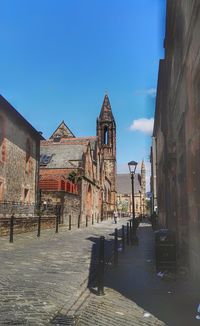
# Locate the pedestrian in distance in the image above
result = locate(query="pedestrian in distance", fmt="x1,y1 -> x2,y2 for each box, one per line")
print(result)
113,210 -> 118,224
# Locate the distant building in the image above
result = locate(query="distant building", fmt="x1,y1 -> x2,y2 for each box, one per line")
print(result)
39,95 -> 116,223
116,161 -> 146,216
0,95 -> 42,203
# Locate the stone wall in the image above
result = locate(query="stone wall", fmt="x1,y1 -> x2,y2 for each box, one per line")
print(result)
154,0 -> 200,279
0,201 -> 58,236
0,216 -> 56,237
0,110 -> 39,203
41,191 -> 82,227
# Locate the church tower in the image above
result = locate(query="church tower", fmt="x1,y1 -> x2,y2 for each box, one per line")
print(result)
141,160 -> 146,214
97,95 -> 116,211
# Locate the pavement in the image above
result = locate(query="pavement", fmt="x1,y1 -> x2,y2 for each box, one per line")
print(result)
0,218 -> 199,325
75,221 -> 200,326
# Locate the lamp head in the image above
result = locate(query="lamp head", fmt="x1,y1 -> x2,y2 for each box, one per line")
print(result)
128,160 -> 138,174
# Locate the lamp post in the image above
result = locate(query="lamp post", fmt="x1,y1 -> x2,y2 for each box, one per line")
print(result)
128,160 -> 138,244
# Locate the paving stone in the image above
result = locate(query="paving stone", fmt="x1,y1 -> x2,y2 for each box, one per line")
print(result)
0,218 -> 126,325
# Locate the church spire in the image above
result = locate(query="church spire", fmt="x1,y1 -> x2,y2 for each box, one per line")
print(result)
141,159 -> 145,171
99,94 -> 115,122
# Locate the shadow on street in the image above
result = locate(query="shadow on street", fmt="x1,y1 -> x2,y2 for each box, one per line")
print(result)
86,219 -> 200,326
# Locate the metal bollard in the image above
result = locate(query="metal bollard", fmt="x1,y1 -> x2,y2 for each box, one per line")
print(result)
55,214 -> 59,233
97,214 -> 99,223
122,225 -> 125,251
126,222 -> 129,245
130,221 -> 133,245
78,214 -> 81,229
86,215 -> 88,227
97,236 -> 105,296
92,214 -> 94,225
69,214 -> 71,230
37,215 -> 41,237
114,228 -> 118,266
9,214 -> 14,243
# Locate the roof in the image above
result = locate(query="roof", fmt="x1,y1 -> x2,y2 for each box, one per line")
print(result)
40,142 -> 87,168
116,174 -> 141,194
99,95 -> 115,122
50,120 -> 75,139
42,136 -> 97,149
0,95 -> 44,140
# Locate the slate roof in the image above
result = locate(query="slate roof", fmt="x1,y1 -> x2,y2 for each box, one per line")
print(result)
116,174 -> 141,194
40,143 -> 87,168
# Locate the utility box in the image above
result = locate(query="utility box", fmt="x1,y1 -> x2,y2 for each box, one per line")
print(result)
155,229 -> 176,272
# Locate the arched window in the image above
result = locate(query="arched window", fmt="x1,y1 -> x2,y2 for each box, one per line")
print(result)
103,126 -> 109,145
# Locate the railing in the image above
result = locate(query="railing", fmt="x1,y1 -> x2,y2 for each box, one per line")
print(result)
0,201 -> 62,240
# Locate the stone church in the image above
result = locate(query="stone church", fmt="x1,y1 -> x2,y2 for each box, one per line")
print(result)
40,95 -> 116,224
116,161 -> 146,217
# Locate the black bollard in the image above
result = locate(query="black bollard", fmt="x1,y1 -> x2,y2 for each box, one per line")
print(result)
122,225 -> 125,251
9,214 -> 14,243
97,214 -> 99,223
92,214 -> 94,225
37,215 -> 41,237
55,214 -> 59,233
126,222 -> 129,245
97,236 -> 105,296
58,206 -> 61,224
86,215 -> 88,227
114,228 -> 118,266
78,214 -> 81,229
130,221 -> 133,245
69,214 -> 71,230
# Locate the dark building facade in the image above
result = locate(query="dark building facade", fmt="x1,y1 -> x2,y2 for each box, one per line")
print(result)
153,1 -> 200,279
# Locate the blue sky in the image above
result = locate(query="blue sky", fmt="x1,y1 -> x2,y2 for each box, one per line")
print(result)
0,0 -> 166,183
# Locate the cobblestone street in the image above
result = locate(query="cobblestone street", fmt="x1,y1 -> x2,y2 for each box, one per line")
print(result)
0,217 -> 133,325
0,218 -> 119,325
1,218 -> 199,326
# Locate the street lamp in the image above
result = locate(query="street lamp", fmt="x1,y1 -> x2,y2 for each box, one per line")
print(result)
128,160 -> 138,244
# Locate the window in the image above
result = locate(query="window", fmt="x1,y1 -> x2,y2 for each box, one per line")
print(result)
103,126 -> 109,145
